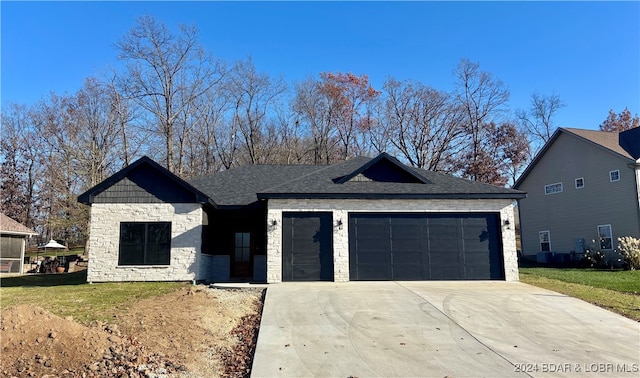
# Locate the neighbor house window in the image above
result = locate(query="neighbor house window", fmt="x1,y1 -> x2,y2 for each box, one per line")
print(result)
609,170 -> 620,182
597,224 -> 612,250
119,222 -> 171,265
234,232 -> 250,263
575,177 -> 584,189
544,182 -> 563,195
539,231 -> 551,252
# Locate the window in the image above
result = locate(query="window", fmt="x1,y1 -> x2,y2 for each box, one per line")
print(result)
575,177 -> 584,189
544,182 -> 563,195
539,231 -> 551,252
119,222 -> 171,265
234,232 -> 251,263
609,170 -> 620,182
597,224 -> 612,250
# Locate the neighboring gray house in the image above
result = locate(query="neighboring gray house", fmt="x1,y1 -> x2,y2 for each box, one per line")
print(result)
514,127 -> 640,262
78,153 -> 525,283
0,213 -> 38,274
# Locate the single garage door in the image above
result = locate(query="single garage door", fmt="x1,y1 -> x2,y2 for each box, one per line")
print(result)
282,212 -> 333,281
349,213 -> 504,280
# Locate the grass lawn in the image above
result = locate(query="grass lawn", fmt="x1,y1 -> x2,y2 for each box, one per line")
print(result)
0,271 -> 187,324
519,267 -> 640,322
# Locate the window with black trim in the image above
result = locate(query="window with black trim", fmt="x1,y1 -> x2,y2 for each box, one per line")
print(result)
119,222 -> 171,265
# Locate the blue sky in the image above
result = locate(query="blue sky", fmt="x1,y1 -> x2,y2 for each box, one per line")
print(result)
2,1 -> 639,130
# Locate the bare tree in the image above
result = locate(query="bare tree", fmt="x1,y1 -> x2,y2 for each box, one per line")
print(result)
0,103 -> 42,228
115,15 -> 225,173
293,77 -> 341,164
453,58 -> 510,183
224,58 -> 287,165
317,72 -> 380,159
379,78 -> 464,171
516,92 -> 565,154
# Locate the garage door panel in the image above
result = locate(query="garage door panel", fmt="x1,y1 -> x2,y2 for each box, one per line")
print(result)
356,239 -> 389,252
390,223 -> 421,239
392,251 -> 423,264
354,264 -> 391,280
291,254 -> 320,265
430,266 -> 463,280
393,264 -> 424,280
464,252 -> 492,266
291,265 -> 322,281
349,213 -> 504,281
356,251 -> 391,264
283,212 -> 333,281
429,240 -> 460,252
291,239 -> 320,251
464,266 -> 491,280
430,251 -> 461,265
391,239 -> 421,252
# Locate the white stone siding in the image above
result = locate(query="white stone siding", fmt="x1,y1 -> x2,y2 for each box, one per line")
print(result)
86,203 -> 203,282
267,199 -> 519,283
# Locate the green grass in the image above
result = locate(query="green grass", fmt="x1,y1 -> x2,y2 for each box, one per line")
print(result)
0,271 -> 187,324
519,267 -> 640,322
520,267 -> 640,294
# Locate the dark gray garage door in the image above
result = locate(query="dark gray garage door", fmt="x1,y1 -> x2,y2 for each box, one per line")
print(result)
349,213 -> 504,280
282,212 -> 333,281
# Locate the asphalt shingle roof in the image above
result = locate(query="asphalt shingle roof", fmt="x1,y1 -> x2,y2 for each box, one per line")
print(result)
0,213 -> 38,236
189,154 -> 525,206
564,128 -> 635,160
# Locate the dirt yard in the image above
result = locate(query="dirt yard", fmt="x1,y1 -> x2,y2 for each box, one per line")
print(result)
0,285 -> 264,378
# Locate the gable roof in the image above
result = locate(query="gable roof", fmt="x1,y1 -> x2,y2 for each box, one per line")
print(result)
0,213 -> 38,236
514,127 -> 638,189
186,153 -> 525,206
77,156 -> 216,207
333,152 -> 432,184
257,155 -> 524,201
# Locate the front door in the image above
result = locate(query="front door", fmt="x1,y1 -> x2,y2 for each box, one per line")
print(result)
232,231 -> 251,278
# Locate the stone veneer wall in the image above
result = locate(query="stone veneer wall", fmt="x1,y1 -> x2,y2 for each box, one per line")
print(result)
86,203 -> 203,282
266,198 -> 519,283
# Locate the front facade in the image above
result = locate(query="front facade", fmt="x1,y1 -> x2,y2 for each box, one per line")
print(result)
79,153 -> 525,283
266,198 -> 518,282
514,128 -> 640,262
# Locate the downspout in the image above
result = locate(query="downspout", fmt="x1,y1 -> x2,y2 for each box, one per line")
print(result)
634,162 -> 640,235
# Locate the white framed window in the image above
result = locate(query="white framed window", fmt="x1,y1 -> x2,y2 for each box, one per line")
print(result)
575,177 -> 584,189
597,224 -> 612,250
609,170 -> 620,182
539,231 -> 551,252
544,182 -> 563,195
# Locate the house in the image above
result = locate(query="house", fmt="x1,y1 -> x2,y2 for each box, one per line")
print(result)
78,153 -> 526,283
514,127 -> 640,262
0,213 -> 39,274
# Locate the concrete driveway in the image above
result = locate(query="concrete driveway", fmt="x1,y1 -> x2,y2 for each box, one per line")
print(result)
251,281 -> 639,377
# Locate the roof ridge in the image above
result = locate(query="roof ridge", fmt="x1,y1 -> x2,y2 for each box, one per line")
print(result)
260,156 -> 371,193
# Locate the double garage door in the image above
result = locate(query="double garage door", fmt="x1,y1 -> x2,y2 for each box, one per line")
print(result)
282,212 -> 504,281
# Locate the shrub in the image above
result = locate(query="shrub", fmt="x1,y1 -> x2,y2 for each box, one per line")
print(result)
581,248 -> 607,268
617,236 -> 640,270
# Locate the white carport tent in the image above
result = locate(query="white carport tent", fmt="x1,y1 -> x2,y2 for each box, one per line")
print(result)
39,239 -> 68,259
